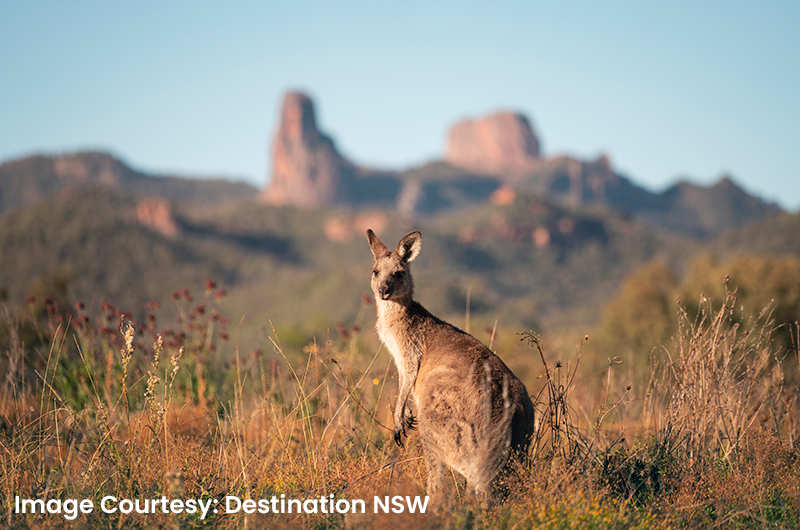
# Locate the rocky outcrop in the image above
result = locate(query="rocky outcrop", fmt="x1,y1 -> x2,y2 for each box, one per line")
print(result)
261,92 -> 354,206
136,197 -> 179,238
445,111 -> 541,174
323,211 -> 388,242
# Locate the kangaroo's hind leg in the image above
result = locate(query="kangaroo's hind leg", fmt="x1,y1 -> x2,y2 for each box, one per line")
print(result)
418,425 -> 448,504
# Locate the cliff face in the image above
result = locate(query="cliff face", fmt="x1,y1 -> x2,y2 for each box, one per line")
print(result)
136,197 -> 180,238
261,92 -> 354,207
445,111 -> 541,174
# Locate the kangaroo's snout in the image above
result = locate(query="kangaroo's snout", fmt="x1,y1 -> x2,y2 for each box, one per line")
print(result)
378,283 -> 394,300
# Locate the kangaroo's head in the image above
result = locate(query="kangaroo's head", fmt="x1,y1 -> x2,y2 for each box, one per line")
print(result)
366,229 -> 422,304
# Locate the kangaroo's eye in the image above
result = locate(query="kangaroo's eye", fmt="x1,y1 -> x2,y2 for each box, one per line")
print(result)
372,270 -> 379,276
394,271 -> 404,278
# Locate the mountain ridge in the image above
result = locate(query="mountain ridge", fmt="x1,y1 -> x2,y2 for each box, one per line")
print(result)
1,90 -> 783,240
0,151 -> 258,215
1,147 -> 779,241
254,92 -> 781,238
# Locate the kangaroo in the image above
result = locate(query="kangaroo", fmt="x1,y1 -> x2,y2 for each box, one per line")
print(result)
366,229 -> 535,498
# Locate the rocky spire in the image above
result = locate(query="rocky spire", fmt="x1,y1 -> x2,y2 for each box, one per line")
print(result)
261,92 -> 353,206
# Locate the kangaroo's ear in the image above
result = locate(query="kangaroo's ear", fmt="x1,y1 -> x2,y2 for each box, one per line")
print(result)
367,229 -> 391,259
396,231 -> 422,262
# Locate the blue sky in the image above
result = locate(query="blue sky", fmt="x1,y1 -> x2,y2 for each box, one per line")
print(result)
2,1 -> 799,209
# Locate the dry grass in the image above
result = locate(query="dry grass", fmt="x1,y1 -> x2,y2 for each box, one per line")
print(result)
2,283 -> 799,529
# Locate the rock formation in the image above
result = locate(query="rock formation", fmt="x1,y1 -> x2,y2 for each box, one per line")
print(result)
252,93 -> 780,237
261,92 -> 353,206
323,211 -> 388,242
136,197 -> 179,238
445,111 -> 541,174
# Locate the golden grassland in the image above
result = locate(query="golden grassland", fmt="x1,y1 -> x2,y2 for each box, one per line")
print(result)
2,284 -> 799,529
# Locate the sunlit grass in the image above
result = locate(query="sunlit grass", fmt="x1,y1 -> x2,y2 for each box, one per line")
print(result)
2,281 -> 798,528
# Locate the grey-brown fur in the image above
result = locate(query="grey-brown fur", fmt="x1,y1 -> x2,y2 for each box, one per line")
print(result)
367,229 -> 535,498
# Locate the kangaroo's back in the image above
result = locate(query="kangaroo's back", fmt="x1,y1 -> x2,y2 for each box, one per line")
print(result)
366,229 -> 535,499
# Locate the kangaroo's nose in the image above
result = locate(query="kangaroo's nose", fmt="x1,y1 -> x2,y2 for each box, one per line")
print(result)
379,284 -> 393,299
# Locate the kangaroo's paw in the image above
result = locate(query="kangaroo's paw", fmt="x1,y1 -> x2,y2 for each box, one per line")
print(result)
393,423 -> 407,447
403,409 -> 417,431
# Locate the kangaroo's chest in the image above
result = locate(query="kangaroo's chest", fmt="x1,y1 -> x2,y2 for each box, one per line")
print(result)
376,319 -> 405,365
375,304 -> 426,369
